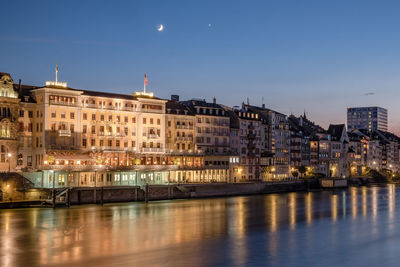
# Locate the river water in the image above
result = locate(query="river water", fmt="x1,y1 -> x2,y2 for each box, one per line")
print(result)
0,185 -> 399,266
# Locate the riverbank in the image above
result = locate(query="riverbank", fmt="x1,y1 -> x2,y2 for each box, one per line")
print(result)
0,180 -> 318,208
2,178 -> 392,209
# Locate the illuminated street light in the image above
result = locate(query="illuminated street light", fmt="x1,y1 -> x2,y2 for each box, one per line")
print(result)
7,153 -> 11,173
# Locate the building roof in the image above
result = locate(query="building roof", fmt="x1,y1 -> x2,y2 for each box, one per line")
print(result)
223,108 -> 240,129
328,124 -> 345,141
166,100 -> 194,115
288,114 -> 326,139
14,84 -> 41,103
14,83 -> 162,103
245,104 -> 285,117
181,99 -> 229,117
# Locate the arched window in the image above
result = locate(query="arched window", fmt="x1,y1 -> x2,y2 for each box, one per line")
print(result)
0,145 -> 8,163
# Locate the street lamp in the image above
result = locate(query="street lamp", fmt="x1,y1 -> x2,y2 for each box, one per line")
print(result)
7,153 -> 11,173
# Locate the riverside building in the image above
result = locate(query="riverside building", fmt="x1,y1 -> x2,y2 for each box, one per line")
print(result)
1,70 -> 232,187
3,69 -> 400,186
347,106 -> 388,132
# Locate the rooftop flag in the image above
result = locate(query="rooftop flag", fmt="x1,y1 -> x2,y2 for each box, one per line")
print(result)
144,74 -> 148,93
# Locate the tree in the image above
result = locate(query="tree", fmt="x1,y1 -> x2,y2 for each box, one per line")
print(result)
292,171 -> 299,178
298,166 -> 307,178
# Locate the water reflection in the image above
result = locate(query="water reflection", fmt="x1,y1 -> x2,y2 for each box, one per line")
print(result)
331,194 -> 338,222
1,186 -> 400,266
351,187 -> 357,218
305,193 -> 312,225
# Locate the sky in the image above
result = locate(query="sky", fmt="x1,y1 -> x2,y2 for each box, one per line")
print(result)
2,0 -> 400,132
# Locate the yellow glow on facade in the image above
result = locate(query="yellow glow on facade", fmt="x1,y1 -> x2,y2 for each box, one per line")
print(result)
134,91 -> 154,97
45,81 -> 68,88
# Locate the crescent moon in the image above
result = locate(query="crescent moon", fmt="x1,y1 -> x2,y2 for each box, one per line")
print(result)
157,24 -> 164,32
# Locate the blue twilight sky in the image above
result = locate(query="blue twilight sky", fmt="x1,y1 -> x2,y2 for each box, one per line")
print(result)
2,0 -> 400,132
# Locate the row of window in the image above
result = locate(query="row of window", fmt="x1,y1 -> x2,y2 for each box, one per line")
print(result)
81,139 -> 162,149
196,137 -> 228,144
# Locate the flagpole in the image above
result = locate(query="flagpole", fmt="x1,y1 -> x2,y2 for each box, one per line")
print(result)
55,63 -> 58,83
144,74 -> 146,93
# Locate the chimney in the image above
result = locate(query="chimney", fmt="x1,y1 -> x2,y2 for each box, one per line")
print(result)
18,79 -> 22,96
262,103 -> 265,109
171,94 -> 179,101
213,97 -> 216,104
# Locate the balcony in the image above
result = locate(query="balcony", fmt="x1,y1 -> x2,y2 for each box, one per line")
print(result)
38,164 -> 179,172
47,145 -> 77,150
167,149 -> 204,155
176,125 -> 193,130
175,137 -> 193,142
58,130 -> 71,137
99,146 -> 125,151
49,100 -> 77,107
140,148 -> 166,153
148,134 -> 159,139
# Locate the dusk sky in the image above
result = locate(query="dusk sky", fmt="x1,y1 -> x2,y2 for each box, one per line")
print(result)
2,0 -> 400,132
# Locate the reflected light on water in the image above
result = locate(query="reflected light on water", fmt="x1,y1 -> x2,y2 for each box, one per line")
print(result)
362,186 -> 367,217
331,194 -> 338,222
351,187 -> 357,219
268,195 -> 278,233
1,187 -> 399,266
230,197 -> 247,266
388,184 -> 395,231
288,193 -> 296,230
305,193 -> 312,225
372,186 -> 378,220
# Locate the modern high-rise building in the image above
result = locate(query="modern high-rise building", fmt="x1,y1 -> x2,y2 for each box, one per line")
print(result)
347,106 -> 388,132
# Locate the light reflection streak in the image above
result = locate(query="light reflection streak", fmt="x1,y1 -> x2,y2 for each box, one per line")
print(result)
267,195 -> 279,260
1,213 -> 12,267
388,184 -> 395,231
288,193 -> 296,230
2,188 -> 400,266
342,191 -> 346,218
269,195 -> 278,233
372,186 -> 378,221
371,186 -> 378,237
351,187 -> 357,219
231,197 -> 247,265
331,194 -> 338,222
362,186 -> 367,217
305,193 -> 312,225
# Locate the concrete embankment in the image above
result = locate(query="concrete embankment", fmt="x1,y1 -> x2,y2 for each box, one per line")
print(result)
0,180 -> 314,208
64,180 -> 309,205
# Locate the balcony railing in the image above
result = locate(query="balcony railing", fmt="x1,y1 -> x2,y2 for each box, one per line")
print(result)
49,100 -> 77,107
148,134 -> 160,139
175,137 -> 193,142
176,125 -> 194,130
140,148 -> 166,153
38,164 -> 179,172
58,130 -> 71,137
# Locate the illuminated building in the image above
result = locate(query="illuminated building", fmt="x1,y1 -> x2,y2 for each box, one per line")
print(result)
0,73 -> 20,172
165,98 -> 204,182
224,104 -> 262,181
1,70 -> 233,186
347,106 -> 388,132
181,98 -> 232,182
246,104 -> 290,180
